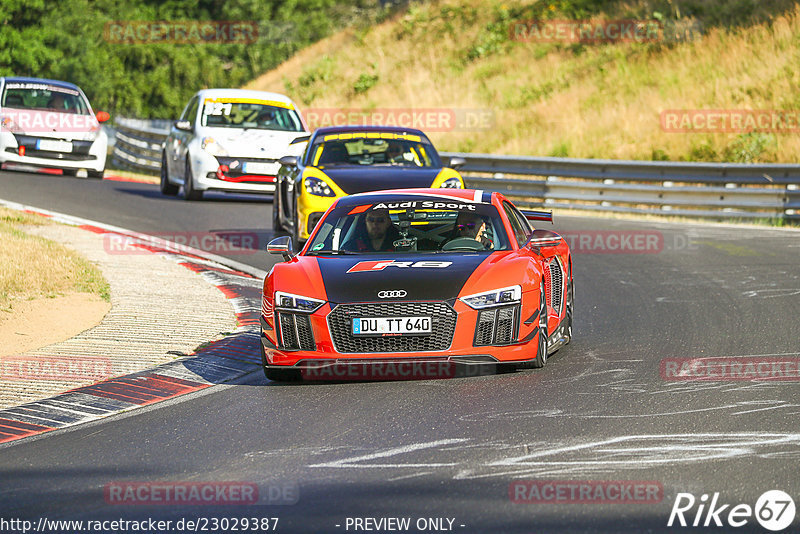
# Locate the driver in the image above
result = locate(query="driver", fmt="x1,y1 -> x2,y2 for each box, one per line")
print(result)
47,93 -> 69,112
343,208 -> 400,252
385,141 -> 405,164
452,212 -> 493,249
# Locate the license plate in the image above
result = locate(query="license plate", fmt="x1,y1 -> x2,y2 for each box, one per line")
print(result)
352,316 -> 431,336
242,161 -> 276,174
36,139 -> 72,152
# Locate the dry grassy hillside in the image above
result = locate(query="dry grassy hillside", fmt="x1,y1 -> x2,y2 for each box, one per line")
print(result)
246,0 -> 800,162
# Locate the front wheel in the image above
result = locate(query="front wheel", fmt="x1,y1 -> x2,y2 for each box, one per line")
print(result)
160,153 -> 179,195
272,184 -> 283,231
291,195 -> 304,252
519,281 -> 548,369
88,169 -> 104,180
183,159 -> 203,201
564,276 -> 574,345
260,335 -> 302,382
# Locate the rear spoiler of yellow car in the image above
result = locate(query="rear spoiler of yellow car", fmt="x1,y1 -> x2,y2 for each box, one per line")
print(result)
521,210 -> 553,224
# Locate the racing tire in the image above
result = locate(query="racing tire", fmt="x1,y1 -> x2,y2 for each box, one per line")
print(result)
183,158 -> 203,201
272,185 -> 283,231
291,194 -> 303,252
62,169 -> 78,177
260,336 -> 302,382
520,281 -> 548,369
160,153 -> 179,196
88,169 -> 105,180
564,275 -> 574,345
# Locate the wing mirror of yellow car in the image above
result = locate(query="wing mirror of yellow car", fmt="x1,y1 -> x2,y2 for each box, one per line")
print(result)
448,156 -> 466,169
279,155 -> 298,168
290,135 -> 310,145
267,236 -> 294,261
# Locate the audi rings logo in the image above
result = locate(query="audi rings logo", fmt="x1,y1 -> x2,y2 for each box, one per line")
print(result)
378,290 -> 407,299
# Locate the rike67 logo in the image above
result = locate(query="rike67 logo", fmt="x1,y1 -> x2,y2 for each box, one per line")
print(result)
668,490 -> 796,531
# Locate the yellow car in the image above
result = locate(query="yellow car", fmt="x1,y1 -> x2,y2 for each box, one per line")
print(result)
273,125 -> 465,250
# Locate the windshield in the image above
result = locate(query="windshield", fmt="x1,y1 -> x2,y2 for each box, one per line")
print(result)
307,133 -> 440,168
200,98 -> 304,131
306,199 -> 510,254
1,82 -> 90,115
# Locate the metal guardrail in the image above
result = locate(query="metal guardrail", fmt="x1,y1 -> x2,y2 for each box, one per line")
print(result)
112,118 -> 800,220
442,152 -> 800,220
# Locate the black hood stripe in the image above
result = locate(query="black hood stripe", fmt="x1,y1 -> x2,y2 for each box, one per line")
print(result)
316,253 -> 490,303
317,167 -> 441,195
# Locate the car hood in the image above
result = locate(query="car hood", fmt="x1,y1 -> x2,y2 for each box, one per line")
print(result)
312,253 -> 490,303
203,128 -> 306,159
316,166 -> 441,195
1,108 -> 99,140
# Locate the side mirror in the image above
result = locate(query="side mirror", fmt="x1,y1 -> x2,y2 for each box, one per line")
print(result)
448,156 -> 466,170
526,229 -> 562,248
290,135 -> 310,145
174,119 -> 192,132
279,155 -> 298,167
95,111 -> 111,123
267,236 -> 294,261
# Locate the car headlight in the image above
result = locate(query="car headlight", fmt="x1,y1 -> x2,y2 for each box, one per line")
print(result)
439,177 -> 463,189
274,291 -> 325,313
460,285 -> 522,309
304,176 -> 335,197
1,116 -> 20,133
201,137 -> 229,157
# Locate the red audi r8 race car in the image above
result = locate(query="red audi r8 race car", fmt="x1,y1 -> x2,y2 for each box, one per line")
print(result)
260,188 -> 573,381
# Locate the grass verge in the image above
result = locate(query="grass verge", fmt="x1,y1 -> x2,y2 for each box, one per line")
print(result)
246,0 -> 800,163
0,208 -> 110,312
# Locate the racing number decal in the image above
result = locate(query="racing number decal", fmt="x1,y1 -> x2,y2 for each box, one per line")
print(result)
203,102 -> 233,116
346,261 -> 452,273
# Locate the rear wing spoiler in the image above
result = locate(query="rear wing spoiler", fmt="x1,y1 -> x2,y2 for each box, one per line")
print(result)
521,210 -> 553,224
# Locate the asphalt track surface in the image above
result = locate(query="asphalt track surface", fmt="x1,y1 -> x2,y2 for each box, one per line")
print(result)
1,169 -> 799,533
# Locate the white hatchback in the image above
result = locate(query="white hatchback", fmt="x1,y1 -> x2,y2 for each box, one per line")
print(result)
0,77 -> 110,178
161,88 -> 308,200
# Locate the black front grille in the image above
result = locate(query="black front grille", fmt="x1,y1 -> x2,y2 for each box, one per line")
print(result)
277,312 -> 315,350
474,305 -> 520,346
5,147 -> 96,161
328,302 -> 456,353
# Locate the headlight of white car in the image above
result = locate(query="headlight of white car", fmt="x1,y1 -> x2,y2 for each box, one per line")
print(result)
439,177 -> 463,189
1,116 -> 20,133
460,285 -> 522,309
274,291 -> 325,313
201,137 -> 229,157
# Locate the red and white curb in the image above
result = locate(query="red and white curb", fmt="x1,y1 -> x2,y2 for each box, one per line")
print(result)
0,199 -> 267,445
